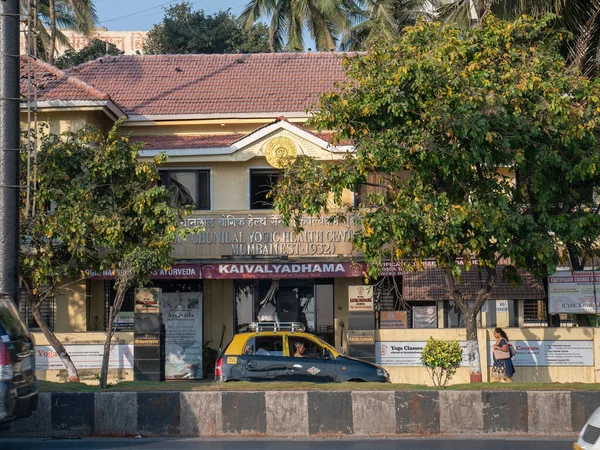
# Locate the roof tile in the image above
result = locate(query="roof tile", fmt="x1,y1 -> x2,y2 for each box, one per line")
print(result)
67,53 -> 352,116
20,56 -> 109,102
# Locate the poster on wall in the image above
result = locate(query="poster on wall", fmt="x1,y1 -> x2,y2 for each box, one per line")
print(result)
348,286 -> 374,311
35,344 -> 133,370
376,341 -> 470,367
548,271 -> 600,313
487,340 -> 593,366
134,287 -> 160,313
162,292 -> 203,380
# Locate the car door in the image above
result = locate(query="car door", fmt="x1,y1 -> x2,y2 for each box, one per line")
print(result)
240,335 -> 288,381
0,295 -> 37,419
285,336 -> 336,382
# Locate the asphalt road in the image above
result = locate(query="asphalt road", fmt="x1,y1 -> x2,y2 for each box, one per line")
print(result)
0,437 -> 576,450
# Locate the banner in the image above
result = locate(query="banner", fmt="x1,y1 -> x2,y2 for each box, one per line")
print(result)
162,292 -> 203,380
548,271 -> 600,313
35,344 -> 133,370
487,340 -> 593,366
376,341 -> 469,367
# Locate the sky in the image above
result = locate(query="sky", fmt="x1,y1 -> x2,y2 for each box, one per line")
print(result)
94,0 -> 252,31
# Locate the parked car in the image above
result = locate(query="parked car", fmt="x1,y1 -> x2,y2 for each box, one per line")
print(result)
575,407 -> 600,450
0,293 -> 38,423
214,322 -> 389,383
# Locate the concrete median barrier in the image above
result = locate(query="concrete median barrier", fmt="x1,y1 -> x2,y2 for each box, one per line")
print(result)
0,390 -> 590,438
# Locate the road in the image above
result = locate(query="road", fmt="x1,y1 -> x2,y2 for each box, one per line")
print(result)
0,437 -> 575,450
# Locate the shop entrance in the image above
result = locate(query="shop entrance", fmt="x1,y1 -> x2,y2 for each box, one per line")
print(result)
234,278 -> 334,345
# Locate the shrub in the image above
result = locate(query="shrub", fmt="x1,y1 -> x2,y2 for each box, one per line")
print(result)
420,337 -> 463,387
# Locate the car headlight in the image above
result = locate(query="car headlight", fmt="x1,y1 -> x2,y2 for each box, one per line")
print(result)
377,368 -> 386,377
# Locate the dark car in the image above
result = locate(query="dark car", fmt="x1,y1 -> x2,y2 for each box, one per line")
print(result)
214,322 -> 389,383
0,293 -> 38,423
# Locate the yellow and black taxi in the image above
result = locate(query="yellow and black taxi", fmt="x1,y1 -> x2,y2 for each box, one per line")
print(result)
214,322 -> 390,383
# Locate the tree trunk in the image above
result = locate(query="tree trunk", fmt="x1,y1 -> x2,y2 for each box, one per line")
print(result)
99,282 -> 128,389
48,0 -> 56,64
31,298 -> 80,382
464,309 -> 482,383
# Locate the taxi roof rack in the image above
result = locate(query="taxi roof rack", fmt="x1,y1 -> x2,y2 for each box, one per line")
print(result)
249,322 -> 305,333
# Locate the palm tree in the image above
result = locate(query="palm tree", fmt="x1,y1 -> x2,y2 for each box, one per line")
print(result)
240,0 -> 361,51
438,0 -> 600,77
340,0 -> 435,50
22,0 -> 97,64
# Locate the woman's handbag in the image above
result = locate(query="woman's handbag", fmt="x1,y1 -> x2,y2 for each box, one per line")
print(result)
493,348 -> 511,360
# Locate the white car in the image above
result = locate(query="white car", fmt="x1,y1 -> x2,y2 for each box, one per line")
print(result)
575,407 -> 600,450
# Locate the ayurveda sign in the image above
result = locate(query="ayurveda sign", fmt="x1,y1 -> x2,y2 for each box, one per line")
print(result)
175,213 -> 360,259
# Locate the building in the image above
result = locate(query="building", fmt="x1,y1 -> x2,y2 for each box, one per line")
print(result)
20,28 -> 147,56
19,53 -> 598,385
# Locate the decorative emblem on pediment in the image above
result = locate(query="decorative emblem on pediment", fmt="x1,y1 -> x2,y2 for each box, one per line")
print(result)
264,137 -> 298,168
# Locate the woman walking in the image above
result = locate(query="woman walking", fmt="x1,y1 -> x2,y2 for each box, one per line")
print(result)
491,327 -> 515,382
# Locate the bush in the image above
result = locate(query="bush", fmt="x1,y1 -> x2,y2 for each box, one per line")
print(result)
420,337 -> 463,387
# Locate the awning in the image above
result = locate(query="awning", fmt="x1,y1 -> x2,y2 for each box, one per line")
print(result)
402,265 -> 545,301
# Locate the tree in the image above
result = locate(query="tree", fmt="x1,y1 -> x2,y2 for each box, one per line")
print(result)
439,0 -> 600,77
340,0 -> 433,50
21,122 -> 191,386
240,0 -> 360,52
21,0 -> 98,64
55,38 -> 123,69
144,3 -> 271,55
272,15 -> 600,382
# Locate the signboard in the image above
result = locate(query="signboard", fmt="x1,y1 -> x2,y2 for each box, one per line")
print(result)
202,262 -> 365,279
347,330 -> 375,345
114,312 -> 134,332
549,271 -> 600,314
135,288 -> 160,313
376,341 -> 469,367
496,300 -> 509,313
86,264 -> 201,280
487,340 -> 593,366
348,286 -> 374,311
379,311 -> 408,329
176,213 -> 360,259
134,333 -> 160,346
35,344 -> 133,370
162,292 -> 203,380
412,306 -> 437,328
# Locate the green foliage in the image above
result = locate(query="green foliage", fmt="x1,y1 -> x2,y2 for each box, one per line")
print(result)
421,337 -> 463,387
274,13 -> 600,289
20,120 -> 190,298
55,38 -> 124,69
273,15 -> 600,373
144,3 -> 270,54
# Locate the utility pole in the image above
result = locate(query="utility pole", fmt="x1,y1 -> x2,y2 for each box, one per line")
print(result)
0,0 -> 21,303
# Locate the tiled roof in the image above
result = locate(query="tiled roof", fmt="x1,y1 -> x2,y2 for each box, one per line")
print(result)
67,53 -> 352,116
19,56 -> 109,102
403,265 -> 545,300
130,134 -> 246,149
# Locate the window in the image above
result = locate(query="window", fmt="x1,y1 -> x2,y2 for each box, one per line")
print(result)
160,170 -> 210,210
287,336 -> 329,359
243,336 -> 284,356
250,169 -> 281,209
19,289 -> 54,331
